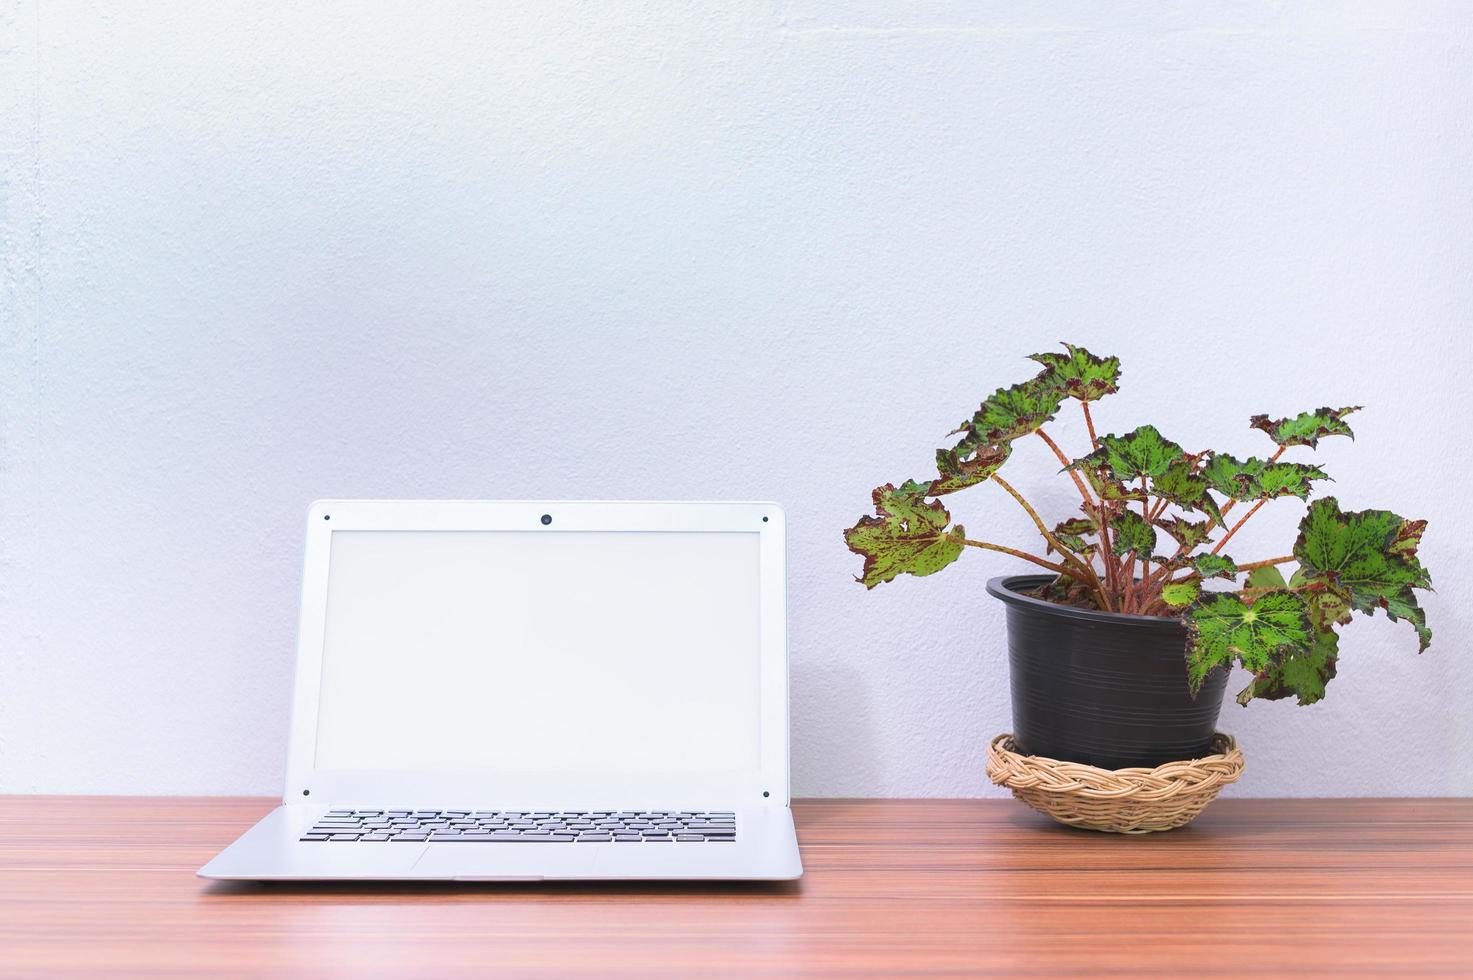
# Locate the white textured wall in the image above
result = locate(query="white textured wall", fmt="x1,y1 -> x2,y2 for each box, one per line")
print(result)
2,1 -> 1470,797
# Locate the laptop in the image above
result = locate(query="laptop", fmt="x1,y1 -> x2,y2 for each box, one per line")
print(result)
199,499 -> 803,881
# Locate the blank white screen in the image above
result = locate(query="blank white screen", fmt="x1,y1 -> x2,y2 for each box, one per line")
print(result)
314,530 -> 762,774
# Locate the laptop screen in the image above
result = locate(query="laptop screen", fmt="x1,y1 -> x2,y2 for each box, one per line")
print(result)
311,529 -> 763,776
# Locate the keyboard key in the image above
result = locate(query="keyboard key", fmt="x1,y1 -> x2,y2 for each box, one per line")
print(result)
437,833 -> 498,841
299,809 -> 735,843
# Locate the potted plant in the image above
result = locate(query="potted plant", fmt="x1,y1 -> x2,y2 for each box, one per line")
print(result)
844,344 -> 1433,771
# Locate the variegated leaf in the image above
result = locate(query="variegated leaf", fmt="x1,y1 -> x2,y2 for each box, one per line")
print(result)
1028,343 -> 1121,402
1249,406 -> 1360,449
844,481 -> 966,589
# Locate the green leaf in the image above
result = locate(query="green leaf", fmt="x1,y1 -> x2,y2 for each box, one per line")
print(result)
1202,454 -> 1329,500
1152,458 -> 1224,525
930,441 -> 1012,496
1161,580 -> 1200,607
1156,517 -> 1213,551
1201,453 -> 1261,497
1254,462 -> 1332,499
1110,509 -> 1157,557
1049,517 -> 1098,556
1389,518 -> 1428,561
844,482 -> 966,589
934,376 -> 1062,493
1183,590 -> 1313,694
1074,467 -> 1149,503
1249,406 -> 1361,449
1294,497 -> 1433,651
1245,566 -> 1289,591
1239,588 -> 1346,706
1074,425 -> 1184,482
1027,343 -> 1121,402
949,376 -> 1065,447
1192,554 -> 1238,580
1237,624 -> 1339,706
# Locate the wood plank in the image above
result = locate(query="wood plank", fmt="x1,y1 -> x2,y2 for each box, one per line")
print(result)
1,797 -> 1469,976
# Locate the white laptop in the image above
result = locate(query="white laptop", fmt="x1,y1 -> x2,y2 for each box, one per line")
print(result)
199,499 -> 803,881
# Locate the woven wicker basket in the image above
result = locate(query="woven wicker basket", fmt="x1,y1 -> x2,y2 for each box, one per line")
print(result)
986,732 -> 1244,834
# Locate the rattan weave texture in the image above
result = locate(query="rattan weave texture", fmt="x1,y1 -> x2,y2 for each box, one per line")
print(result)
986,732 -> 1244,833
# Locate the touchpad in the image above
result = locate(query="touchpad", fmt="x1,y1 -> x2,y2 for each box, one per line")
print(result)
411,843 -> 600,880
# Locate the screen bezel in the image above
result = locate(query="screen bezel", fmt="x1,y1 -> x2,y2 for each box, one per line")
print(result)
282,499 -> 789,808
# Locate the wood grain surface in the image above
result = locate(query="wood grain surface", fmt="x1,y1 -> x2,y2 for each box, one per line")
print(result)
2,796 -> 1470,977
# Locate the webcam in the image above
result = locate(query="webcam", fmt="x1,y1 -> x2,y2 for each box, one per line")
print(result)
540,514 -> 552,525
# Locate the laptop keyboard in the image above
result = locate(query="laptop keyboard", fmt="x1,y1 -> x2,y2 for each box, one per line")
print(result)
300,809 -> 737,843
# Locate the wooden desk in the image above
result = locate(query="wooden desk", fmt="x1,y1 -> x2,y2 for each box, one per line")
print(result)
2,797 -> 1470,976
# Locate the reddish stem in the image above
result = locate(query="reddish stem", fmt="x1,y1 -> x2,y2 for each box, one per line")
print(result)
1211,498 -> 1267,555
1081,402 -> 1100,451
1036,429 -> 1096,508
959,538 -> 1074,577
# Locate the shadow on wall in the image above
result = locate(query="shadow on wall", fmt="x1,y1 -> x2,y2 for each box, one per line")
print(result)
790,660 -> 880,797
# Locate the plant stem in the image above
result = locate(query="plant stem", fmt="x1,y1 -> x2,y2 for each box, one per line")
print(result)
1035,429 -> 1096,508
1138,477 -> 1151,598
1121,552 -> 1137,611
1035,425 -> 1115,609
993,474 -> 1111,609
1081,402 -> 1100,451
1099,502 -> 1119,596
992,474 -> 1056,546
1235,554 -> 1297,572
1138,597 -> 1173,617
1211,497 -> 1267,555
959,539 -> 1074,577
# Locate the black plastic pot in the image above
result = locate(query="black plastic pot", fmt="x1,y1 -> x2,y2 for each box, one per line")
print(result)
986,574 -> 1228,770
